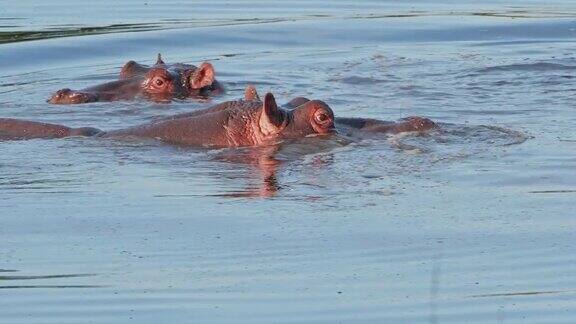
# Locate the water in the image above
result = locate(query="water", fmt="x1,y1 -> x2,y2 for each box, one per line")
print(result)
1,1 -> 575,323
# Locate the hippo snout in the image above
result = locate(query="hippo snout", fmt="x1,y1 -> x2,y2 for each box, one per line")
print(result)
48,89 -> 98,105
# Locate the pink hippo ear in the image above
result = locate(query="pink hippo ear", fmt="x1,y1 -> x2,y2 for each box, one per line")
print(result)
190,62 -> 215,89
259,93 -> 285,135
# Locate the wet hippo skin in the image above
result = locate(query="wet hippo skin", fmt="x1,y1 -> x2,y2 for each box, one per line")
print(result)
156,85 -> 437,135
48,54 -> 223,104
248,85 -> 438,134
0,118 -> 101,140
2,92 -> 335,148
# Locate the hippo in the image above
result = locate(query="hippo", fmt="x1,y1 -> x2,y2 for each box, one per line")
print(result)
48,54 -> 223,104
244,85 -> 437,135
147,85 -> 436,134
2,92 -> 335,148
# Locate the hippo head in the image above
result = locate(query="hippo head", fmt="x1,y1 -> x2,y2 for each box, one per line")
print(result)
48,88 -> 98,104
139,62 -> 215,101
260,93 -> 335,141
121,54 -> 216,98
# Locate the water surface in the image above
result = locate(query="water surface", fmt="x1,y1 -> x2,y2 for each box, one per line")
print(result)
1,1 -> 576,323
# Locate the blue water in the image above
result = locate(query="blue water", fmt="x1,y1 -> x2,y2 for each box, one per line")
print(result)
1,1 -> 575,323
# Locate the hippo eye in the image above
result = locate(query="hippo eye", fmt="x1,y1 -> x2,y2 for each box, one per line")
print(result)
314,112 -> 330,124
154,78 -> 165,87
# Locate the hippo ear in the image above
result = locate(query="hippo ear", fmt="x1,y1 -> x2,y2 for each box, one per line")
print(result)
155,53 -> 165,65
190,62 -> 215,89
259,93 -> 285,135
244,84 -> 260,101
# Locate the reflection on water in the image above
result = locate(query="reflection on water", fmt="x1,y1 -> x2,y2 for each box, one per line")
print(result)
1,0 -> 576,323
0,24 -> 159,44
0,272 -> 102,290
471,290 -> 575,298
0,285 -> 102,289
0,273 -> 95,280
211,145 -> 282,198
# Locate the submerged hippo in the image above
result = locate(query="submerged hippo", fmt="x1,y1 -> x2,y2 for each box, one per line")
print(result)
48,54 -> 223,104
243,85 -> 437,135
149,85 -> 436,134
2,92 -> 335,147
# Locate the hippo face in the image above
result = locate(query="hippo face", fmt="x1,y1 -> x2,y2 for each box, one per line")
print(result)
288,99 -> 336,137
121,54 -> 216,95
241,85 -> 334,137
140,67 -> 183,101
139,62 -> 215,101
260,93 -> 335,141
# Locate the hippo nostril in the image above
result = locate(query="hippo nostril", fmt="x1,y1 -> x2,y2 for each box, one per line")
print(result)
57,88 -> 72,97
